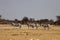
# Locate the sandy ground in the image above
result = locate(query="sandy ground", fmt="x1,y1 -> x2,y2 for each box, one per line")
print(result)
0,24 -> 60,40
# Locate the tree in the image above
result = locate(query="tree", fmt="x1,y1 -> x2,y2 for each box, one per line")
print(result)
55,16 -> 60,25
14,19 -> 18,23
49,19 -> 54,25
0,15 -> 2,19
21,17 -> 29,24
29,18 -> 35,22
56,16 -> 60,21
40,19 -> 49,24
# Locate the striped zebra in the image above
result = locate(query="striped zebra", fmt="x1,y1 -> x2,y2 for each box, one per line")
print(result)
27,22 -> 38,29
11,22 -> 21,28
41,23 -> 50,30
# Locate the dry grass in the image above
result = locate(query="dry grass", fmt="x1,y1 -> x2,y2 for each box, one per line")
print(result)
0,24 -> 60,40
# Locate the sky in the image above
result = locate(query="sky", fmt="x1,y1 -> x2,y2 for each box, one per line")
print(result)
0,0 -> 60,21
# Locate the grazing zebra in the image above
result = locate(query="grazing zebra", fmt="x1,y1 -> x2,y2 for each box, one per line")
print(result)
28,23 -> 35,29
11,22 -> 18,26
11,22 -> 21,28
41,23 -> 50,30
27,22 -> 38,29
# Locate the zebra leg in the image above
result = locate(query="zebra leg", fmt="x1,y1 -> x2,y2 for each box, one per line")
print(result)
27,24 -> 29,29
26,24 -> 30,29
35,25 -> 38,30
35,24 -> 38,30
19,25 -> 21,29
31,25 -> 34,29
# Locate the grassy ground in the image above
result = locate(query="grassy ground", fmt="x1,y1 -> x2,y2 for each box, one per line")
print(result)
0,24 -> 60,40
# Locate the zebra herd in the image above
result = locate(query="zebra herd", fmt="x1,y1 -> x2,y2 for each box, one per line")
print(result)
11,22 -> 51,30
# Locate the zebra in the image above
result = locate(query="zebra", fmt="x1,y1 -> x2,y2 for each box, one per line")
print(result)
27,22 -> 38,29
41,23 -> 50,30
11,22 -> 22,29
18,23 -> 22,28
